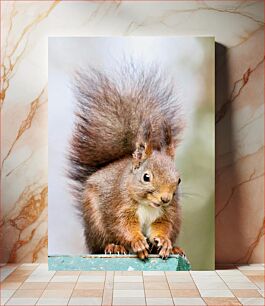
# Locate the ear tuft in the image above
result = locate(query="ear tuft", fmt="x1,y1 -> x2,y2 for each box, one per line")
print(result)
132,120 -> 153,169
162,120 -> 176,158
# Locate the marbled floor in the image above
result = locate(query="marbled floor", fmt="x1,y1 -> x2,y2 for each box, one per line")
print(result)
0,264 -> 264,306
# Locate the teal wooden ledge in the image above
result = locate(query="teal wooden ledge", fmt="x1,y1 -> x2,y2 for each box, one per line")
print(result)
48,254 -> 191,271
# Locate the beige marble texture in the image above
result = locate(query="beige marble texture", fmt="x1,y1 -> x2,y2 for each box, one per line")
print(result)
0,1 -> 264,264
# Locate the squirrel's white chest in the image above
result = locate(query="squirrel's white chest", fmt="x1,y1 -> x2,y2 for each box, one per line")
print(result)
136,204 -> 162,238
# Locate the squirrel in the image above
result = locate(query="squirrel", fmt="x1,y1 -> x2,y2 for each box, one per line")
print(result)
68,62 -> 185,260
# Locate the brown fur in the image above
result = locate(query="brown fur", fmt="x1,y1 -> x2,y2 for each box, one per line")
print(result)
68,63 -> 184,259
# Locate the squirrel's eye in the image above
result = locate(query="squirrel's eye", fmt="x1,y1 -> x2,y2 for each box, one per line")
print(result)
178,178 -> 181,185
143,173 -> 150,182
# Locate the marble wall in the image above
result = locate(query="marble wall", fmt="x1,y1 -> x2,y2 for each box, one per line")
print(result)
1,1 -> 264,264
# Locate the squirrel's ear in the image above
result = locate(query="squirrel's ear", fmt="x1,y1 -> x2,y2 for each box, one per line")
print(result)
162,121 -> 176,158
165,144 -> 176,158
132,121 -> 153,170
132,142 -> 152,170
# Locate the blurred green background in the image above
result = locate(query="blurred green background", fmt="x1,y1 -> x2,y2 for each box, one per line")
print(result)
176,38 -> 215,270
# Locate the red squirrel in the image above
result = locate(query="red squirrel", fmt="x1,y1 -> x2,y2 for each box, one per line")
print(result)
68,63 -> 185,259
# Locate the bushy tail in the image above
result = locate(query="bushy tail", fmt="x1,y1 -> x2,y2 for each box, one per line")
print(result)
68,63 -> 184,190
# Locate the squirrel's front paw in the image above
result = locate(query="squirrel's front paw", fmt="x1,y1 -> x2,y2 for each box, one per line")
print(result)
154,237 -> 172,259
131,236 -> 149,260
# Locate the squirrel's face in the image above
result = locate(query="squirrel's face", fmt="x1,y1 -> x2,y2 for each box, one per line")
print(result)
129,151 -> 181,208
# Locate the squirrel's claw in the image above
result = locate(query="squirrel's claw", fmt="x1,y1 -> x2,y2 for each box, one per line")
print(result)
104,243 -> 128,256
131,236 -> 149,260
154,236 -> 173,260
137,249 -> 149,260
159,245 -> 172,260
132,240 -> 149,253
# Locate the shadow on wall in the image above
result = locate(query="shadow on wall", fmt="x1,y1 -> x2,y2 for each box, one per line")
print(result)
215,43 -> 241,265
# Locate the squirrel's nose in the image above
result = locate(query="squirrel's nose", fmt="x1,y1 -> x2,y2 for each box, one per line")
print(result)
160,195 -> 171,204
